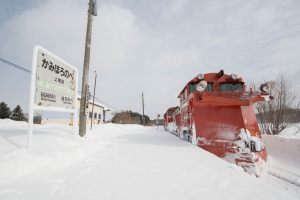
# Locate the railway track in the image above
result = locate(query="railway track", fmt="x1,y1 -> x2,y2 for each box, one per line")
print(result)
267,165 -> 300,187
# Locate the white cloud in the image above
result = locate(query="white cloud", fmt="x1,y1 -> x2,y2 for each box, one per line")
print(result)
1,0 -> 300,118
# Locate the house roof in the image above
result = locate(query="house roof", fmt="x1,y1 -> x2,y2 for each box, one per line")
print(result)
77,95 -> 109,111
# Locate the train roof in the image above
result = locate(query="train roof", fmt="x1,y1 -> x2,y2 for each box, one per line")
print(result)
165,106 -> 179,115
177,70 -> 244,97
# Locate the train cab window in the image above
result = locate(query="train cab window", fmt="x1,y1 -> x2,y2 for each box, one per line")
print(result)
206,83 -> 213,91
190,82 -> 213,92
220,83 -> 243,92
190,84 -> 197,92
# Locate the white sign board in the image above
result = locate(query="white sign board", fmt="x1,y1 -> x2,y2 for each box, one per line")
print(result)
35,49 -> 76,109
28,46 -> 78,148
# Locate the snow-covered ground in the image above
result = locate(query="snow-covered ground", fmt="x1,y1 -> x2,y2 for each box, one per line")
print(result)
0,119 -> 299,200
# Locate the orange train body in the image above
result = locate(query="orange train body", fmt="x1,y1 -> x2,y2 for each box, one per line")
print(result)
164,70 -> 272,175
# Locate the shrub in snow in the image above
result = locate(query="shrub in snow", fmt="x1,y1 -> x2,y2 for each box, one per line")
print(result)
0,102 -> 11,119
112,111 -> 150,125
11,105 -> 26,121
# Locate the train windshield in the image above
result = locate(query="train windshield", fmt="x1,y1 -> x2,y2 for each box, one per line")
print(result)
190,82 -> 213,92
219,82 -> 243,92
206,83 -> 213,91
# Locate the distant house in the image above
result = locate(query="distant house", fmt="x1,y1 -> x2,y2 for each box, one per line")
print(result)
42,96 -> 109,125
24,113 -> 42,124
76,96 -> 110,125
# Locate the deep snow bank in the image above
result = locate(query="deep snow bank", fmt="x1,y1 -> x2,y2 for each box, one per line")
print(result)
262,124 -> 300,187
263,135 -> 300,167
262,123 -> 300,174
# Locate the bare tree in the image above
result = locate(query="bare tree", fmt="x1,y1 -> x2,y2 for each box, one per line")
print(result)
256,74 -> 296,135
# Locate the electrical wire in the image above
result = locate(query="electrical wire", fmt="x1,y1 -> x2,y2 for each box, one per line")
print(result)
0,57 -> 31,74
94,96 -> 122,111
0,57 -> 124,111
78,90 -> 122,111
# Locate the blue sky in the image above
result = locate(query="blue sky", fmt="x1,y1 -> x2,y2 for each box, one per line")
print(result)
0,0 -> 300,118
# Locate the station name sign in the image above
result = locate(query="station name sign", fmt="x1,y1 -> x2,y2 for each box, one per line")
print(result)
34,47 -> 77,110
28,46 -> 78,148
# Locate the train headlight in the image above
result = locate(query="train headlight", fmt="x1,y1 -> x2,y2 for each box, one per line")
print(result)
196,80 -> 207,92
231,74 -> 238,80
197,73 -> 204,80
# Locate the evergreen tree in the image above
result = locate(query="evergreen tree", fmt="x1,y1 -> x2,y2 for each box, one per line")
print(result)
11,105 -> 25,121
0,102 -> 11,119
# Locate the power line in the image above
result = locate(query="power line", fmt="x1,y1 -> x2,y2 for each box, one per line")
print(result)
0,57 -> 31,74
0,56 -> 123,112
94,96 -> 122,112
78,90 -> 122,111
0,56 -> 124,112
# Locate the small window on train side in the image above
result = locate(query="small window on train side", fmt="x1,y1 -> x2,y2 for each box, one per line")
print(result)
220,82 -> 243,92
181,89 -> 187,101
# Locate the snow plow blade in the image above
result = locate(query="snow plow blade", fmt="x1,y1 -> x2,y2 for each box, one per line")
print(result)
191,93 -> 268,176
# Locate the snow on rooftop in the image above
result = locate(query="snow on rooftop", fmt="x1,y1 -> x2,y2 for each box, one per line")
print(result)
0,119 -> 299,199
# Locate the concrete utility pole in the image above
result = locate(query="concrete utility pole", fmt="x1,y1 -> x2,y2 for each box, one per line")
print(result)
79,0 -> 97,137
90,71 -> 97,130
142,92 -> 145,125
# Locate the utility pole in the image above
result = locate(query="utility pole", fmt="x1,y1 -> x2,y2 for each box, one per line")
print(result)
90,71 -> 97,130
79,0 -> 97,137
142,92 -> 145,125
156,114 -> 160,131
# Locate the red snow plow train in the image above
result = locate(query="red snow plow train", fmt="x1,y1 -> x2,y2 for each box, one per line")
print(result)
164,70 -> 274,176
